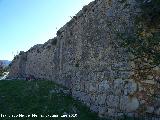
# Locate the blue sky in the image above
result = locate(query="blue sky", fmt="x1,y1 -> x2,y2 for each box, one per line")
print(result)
0,0 -> 93,60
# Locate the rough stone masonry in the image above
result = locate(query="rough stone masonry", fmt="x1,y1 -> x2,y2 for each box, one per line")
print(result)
8,0 -> 160,118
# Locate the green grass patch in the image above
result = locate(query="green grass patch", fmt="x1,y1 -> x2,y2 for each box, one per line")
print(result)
0,80 -> 102,120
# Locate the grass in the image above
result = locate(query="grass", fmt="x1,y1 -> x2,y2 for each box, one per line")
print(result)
0,80 -> 142,120
0,80 -> 102,120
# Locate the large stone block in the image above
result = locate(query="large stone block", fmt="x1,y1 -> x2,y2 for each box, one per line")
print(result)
120,96 -> 139,112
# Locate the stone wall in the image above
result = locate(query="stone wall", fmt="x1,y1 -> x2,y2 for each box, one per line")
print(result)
8,0 -> 160,118
8,51 -> 27,79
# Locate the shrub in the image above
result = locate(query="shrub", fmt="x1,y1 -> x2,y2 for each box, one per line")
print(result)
136,0 -> 160,27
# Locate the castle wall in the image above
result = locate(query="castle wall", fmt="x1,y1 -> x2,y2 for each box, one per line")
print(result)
8,0 -> 160,118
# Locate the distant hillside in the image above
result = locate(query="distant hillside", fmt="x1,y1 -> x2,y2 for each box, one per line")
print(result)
0,60 -> 11,67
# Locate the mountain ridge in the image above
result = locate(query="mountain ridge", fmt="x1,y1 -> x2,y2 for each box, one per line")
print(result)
0,60 -> 11,67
